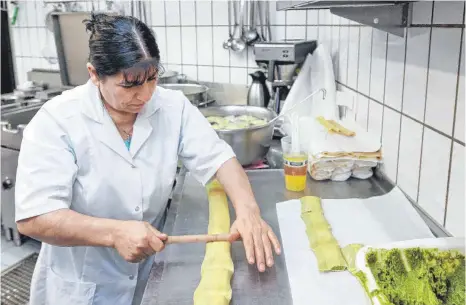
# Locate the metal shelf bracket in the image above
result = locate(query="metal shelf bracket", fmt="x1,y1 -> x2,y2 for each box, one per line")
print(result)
331,2 -> 412,37
276,1 -> 413,38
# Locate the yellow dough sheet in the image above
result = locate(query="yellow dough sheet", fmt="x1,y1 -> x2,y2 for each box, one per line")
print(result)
316,116 -> 356,137
193,180 -> 234,305
300,196 -> 348,272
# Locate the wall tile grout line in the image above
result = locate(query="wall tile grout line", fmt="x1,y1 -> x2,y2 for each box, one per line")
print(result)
284,5 -> 288,40
335,80 -> 466,148
317,9 -> 320,41
25,1 -> 31,60
366,28 -> 374,132
442,4 -> 465,227
345,18 -> 350,86
194,0 -> 199,82
416,2 -> 436,204
304,7 -> 308,39
379,32 -> 389,144
337,12 -> 341,83
210,0 -> 214,82
178,0 -> 183,75
354,26 -> 361,123
162,1 -> 169,73
227,0 -> 231,84
395,23 -> 410,184
334,15 -> 340,84
34,0 -> 39,65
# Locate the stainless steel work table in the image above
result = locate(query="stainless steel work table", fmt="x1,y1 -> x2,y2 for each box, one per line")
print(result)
141,169 -> 417,305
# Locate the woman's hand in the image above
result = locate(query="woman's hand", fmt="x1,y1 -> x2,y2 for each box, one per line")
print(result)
230,206 -> 281,272
112,221 -> 167,263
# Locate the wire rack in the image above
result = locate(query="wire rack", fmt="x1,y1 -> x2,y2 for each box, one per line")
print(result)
1,253 -> 38,305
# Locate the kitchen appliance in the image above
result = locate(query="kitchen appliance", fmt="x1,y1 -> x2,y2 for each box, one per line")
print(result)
1,104 -> 43,246
51,12 -> 95,86
247,70 -> 270,108
199,106 -> 277,166
253,39 -> 317,113
1,83 -> 62,113
159,83 -> 213,107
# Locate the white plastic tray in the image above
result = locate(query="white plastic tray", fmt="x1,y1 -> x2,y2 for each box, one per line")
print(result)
355,237 -> 465,305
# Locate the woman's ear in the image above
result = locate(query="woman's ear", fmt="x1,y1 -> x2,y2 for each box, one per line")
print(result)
87,63 -> 100,86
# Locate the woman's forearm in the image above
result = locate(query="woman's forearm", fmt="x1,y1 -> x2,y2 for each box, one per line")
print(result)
16,209 -> 119,247
215,157 -> 260,215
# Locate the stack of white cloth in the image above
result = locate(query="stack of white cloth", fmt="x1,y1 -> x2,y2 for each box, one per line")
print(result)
307,118 -> 382,182
309,158 -> 379,181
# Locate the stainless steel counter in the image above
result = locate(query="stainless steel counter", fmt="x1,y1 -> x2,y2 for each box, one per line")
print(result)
141,169 -> 396,305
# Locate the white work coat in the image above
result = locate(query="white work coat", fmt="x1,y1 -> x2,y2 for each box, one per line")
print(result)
15,80 -> 235,305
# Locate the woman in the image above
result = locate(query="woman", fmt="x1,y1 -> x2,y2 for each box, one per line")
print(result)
15,14 -> 280,305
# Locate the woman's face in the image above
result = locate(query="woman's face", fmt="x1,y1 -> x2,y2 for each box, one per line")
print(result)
87,63 -> 157,114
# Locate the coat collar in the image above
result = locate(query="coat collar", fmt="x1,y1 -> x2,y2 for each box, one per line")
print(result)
80,80 -> 162,164
80,80 -> 162,123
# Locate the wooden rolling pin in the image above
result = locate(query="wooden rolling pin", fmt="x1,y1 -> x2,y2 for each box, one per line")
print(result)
165,233 -> 235,244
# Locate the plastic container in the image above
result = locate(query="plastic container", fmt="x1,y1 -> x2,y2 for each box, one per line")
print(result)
355,237 -> 465,305
281,136 -> 308,192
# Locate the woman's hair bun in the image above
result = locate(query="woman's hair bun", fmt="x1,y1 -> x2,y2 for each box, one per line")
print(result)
84,13 -> 162,82
83,13 -> 110,36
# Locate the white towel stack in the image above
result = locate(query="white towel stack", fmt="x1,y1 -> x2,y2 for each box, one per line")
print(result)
307,118 -> 382,182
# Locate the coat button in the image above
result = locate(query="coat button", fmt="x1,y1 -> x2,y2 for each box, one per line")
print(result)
135,206 -> 140,212
129,275 -> 134,280
131,164 -> 136,168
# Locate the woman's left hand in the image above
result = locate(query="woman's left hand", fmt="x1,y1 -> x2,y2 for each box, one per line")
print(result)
230,206 -> 281,272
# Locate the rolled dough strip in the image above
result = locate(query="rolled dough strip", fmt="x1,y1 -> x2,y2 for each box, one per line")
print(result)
300,196 -> 347,272
193,180 -> 234,305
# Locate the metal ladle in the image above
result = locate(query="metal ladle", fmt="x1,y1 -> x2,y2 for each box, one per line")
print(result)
257,1 -> 266,41
223,0 -> 234,49
244,0 -> 259,45
230,0 -> 246,52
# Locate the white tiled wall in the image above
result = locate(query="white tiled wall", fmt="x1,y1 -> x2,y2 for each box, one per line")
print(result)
8,1 -> 465,236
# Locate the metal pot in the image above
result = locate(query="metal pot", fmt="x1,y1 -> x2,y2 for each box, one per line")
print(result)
199,106 -> 277,166
158,70 -> 186,84
160,83 -> 210,107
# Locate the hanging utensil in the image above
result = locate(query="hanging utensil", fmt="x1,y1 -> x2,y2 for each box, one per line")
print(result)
143,1 -> 148,23
230,0 -> 246,52
223,0 -> 234,49
244,0 -> 259,45
266,1 -> 272,41
138,0 -> 143,21
257,1 -> 266,41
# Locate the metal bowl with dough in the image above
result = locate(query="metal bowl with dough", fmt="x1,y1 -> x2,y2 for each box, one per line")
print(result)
159,83 -> 210,106
199,105 -> 277,166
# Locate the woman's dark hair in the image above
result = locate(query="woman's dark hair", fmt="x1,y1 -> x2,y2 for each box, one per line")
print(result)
83,13 -> 164,87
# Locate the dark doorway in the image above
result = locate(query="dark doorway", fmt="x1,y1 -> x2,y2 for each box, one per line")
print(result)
1,0 -> 16,94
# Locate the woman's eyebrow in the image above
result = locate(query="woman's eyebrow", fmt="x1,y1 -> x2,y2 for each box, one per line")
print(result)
117,80 -> 140,87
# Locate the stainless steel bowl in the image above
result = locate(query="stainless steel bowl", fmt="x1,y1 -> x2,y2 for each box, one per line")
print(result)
158,70 -> 186,84
160,83 -> 209,106
199,105 -> 277,166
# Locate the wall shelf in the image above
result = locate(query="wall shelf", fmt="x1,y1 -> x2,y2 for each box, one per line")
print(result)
276,1 -> 413,37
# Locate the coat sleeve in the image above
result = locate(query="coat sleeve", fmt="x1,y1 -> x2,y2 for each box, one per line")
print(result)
177,97 -> 236,186
15,108 -> 77,222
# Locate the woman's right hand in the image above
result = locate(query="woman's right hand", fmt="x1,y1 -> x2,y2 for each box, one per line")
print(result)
112,221 -> 167,263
